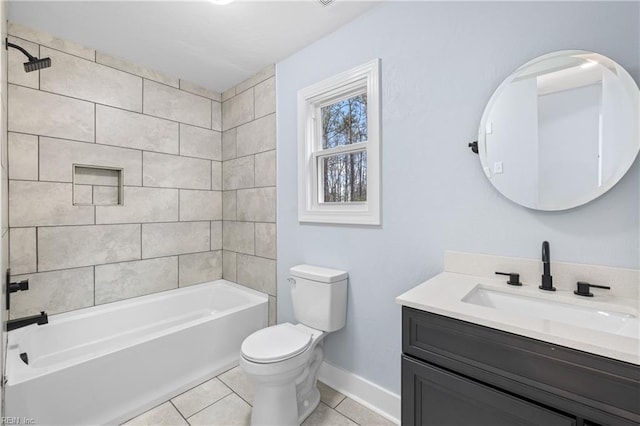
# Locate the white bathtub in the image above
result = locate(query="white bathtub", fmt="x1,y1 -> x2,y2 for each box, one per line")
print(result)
5,280 -> 268,425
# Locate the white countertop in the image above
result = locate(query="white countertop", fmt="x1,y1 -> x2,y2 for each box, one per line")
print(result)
396,272 -> 640,365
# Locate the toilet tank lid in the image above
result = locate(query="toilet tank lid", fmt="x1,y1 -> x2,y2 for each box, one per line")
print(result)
290,264 -> 348,283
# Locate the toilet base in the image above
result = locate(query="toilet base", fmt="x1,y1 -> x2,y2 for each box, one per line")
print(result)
297,386 -> 320,424
250,378 -> 300,426
249,381 -> 320,426
295,344 -> 323,423
243,344 -> 324,426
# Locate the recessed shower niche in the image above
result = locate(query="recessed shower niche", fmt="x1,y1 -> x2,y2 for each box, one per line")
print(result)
72,164 -> 124,206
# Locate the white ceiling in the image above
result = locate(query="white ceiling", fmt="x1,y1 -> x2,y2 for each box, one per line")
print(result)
8,1 -> 378,93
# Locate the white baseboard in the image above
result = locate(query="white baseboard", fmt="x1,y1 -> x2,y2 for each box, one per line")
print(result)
317,361 -> 401,425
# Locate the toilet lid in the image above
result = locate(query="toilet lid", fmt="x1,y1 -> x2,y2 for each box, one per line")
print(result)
241,323 -> 312,363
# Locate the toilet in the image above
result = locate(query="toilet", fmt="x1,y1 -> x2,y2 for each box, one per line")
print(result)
239,264 -> 348,426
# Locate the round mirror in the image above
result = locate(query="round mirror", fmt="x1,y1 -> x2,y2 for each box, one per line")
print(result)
478,50 -> 640,211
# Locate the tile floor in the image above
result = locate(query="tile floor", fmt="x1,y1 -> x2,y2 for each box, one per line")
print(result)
123,366 -> 395,426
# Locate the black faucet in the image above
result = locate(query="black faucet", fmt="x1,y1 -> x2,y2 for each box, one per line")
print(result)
7,311 -> 48,331
539,241 -> 556,291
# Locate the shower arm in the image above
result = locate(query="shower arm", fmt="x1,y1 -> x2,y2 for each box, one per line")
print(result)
5,39 -> 37,61
5,38 -> 52,73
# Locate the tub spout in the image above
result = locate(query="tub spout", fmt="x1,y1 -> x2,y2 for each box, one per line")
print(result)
7,311 -> 48,331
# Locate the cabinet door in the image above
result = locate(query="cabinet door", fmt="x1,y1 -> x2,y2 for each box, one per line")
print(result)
402,356 -> 575,426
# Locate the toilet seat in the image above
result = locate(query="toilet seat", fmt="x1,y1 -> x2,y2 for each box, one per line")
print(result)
241,323 -> 313,363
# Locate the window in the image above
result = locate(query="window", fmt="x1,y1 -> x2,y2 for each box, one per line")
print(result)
297,59 -> 381,225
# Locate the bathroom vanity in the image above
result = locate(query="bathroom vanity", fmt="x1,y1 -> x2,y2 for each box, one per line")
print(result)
415,48 -> 640,425
396,260 -> 640,426
401,307 -> 638,425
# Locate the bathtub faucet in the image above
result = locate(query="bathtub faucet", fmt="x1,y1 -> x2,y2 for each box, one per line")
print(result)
7,311 -> 48,331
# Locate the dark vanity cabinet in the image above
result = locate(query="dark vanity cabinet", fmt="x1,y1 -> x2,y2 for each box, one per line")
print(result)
401,307 -> 640,426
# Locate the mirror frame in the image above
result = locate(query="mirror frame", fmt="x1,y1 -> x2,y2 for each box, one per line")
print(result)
477,50 -> 640,211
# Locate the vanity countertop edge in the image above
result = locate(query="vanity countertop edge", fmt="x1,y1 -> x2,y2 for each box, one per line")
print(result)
396,271 -> 640,365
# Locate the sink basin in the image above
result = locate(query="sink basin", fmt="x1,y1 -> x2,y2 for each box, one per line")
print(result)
462,286 -> 639,339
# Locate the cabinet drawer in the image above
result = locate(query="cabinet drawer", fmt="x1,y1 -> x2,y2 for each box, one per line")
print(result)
402,355 -> 575,426
402,307 -> 640,424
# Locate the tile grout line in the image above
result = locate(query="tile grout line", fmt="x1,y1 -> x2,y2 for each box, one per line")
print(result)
30,248 -> 222,276
8,33 -> 96,63
234,189 -> 238,220
9,219 -> 227,229
37,43 -> 41,90
174,382 -> 235,422
92,265 -> 95,306
8,83 -> 219,132
235,246 -> 238,283
20,177 -> 123,192
216,375 -> 253,408
34,227 -> 38,273
168,400 -> 189,425
93,102 -> 96,143
136,374 -> 365,426
8,128 -> 243,162
252,85 -> 256,121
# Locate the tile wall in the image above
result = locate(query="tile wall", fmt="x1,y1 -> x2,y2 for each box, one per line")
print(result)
6,23 -> 223,319
1,0 -> 9,412
221,67 -> 277,325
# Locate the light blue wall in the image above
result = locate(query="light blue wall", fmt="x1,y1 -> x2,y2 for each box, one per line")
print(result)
276,2 -> 639,395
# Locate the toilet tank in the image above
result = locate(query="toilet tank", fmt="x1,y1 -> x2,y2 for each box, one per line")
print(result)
289,265 -> 348,332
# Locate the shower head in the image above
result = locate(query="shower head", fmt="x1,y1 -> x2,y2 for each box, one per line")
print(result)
5,38 -> 52,73
23,57 -> 51,73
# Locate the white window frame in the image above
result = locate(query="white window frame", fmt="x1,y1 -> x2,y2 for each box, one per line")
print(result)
297,59 -> 381,225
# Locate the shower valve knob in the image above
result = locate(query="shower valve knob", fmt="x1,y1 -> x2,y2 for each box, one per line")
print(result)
8,279 -> 29,293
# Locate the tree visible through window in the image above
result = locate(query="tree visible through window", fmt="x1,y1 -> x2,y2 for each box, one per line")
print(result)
320,95 -> 368,202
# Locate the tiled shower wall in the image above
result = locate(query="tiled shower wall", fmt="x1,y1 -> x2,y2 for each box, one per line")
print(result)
1,0 -> 9,411
6,23 -> 223,319
221,68 -> 277,325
